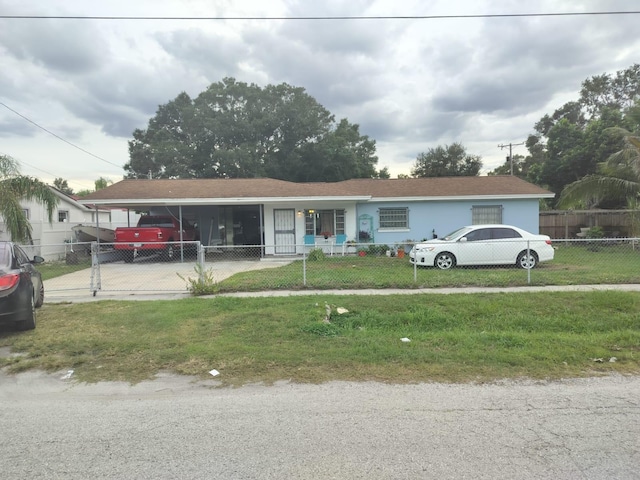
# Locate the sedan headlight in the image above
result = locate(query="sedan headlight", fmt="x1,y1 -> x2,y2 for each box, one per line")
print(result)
415,246 -> 436,253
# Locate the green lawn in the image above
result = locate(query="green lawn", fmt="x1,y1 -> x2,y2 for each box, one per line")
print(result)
216,243 -> 640,291
1,291 -> 638,385
38,258 -> 92,281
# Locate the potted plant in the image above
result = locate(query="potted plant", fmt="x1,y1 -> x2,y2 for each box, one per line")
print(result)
321,231 -> 332,240
357,248 -> 367,257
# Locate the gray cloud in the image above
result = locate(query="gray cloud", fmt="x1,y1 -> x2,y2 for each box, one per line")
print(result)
0,18 -> 108,74
2,0 -> 639,184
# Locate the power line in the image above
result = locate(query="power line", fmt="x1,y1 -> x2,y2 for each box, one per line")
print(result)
1,11 -> 639,21
0,101 -> 124,170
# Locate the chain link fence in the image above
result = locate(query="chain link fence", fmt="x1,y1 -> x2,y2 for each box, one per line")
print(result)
27,237 -> 640,299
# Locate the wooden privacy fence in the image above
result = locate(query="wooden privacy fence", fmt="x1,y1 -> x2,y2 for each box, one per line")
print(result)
540,210 -> 640,239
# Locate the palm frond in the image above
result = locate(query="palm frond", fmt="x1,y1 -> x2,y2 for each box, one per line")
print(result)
558,174 -> 640,209
0,183 -> 33,242
0,155 -> 21,179
3,176 -> 59,221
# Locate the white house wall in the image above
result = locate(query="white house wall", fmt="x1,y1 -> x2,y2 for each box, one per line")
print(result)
262,202 -> 358,255
0,196 -> 110,260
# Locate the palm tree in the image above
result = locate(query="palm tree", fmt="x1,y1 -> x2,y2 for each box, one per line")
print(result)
558,104 -> 640,209
0,155 -> 59,242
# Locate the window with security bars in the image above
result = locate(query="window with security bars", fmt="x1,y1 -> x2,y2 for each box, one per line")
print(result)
379,208 -> 408,229
472,205 -> 502,224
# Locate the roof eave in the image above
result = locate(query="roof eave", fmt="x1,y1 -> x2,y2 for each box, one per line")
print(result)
369,194 -> 555,201
78,195 -> 373,207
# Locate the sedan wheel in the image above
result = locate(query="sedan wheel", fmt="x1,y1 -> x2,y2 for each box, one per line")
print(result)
34,282 -> 44,308
517,251 -> 538,269
435,252 -> 455,270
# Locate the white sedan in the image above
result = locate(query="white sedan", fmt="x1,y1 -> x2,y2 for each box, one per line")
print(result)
409,225 -> 554,270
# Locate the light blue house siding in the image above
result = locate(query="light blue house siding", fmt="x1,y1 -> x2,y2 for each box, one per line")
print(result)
356,198 -> 542,245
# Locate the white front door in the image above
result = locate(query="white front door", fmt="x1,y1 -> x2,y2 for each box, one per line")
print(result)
274,209 -> 296,254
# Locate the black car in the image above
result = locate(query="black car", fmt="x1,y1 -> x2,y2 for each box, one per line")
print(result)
0,241 -> 45,331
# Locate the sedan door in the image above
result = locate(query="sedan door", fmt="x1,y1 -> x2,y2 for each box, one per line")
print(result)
490,227 -> 524,264
456,228 -> 493,265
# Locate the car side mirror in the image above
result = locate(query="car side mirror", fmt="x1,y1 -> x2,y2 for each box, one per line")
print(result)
458,237 -> 468,243
31,255 -> 45,264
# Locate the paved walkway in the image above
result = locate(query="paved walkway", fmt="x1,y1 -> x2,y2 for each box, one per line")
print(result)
45,282 -> 640,304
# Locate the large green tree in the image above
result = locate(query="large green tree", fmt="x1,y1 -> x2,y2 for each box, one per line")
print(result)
411,143 -> 482,177
125,78 -> 381,182
0,155 -> 58,242
508,64 -> 640,203
53,177 -> 73,195
558,103 -> 640,209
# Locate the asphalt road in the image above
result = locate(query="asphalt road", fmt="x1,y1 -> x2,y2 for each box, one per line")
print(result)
1,371 -> 638,479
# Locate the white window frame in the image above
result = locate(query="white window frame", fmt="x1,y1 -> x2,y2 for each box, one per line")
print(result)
58,210 -> 69,223
304,209 -> 345,236
379,207 -> 409,230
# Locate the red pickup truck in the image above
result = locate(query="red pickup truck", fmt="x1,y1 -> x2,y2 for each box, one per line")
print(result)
114,215 -> 199,262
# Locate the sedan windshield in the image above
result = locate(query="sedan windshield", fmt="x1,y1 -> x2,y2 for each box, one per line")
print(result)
442,227 -> 473,241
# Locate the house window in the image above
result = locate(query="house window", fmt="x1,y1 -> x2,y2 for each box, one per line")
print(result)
379,208 -> 408,229
472,205 -> 502,224
304,209 -> 345,236
58,210 -> 69,223
22,209 -> 30,220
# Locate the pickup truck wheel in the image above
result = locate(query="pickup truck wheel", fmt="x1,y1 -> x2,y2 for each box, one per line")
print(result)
123,251 -> 134,263
162,244 -> 175,262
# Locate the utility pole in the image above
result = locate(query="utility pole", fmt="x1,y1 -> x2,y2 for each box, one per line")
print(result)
498,141 -> 525,175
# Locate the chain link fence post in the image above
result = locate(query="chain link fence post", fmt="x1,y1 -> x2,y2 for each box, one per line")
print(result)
197,242 -> 205,284
89,241 -> 101,296
302,245 -> 307,287
527,239 -> 531,284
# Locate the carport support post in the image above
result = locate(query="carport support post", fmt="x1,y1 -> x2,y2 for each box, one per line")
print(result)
179,206 -> 184,263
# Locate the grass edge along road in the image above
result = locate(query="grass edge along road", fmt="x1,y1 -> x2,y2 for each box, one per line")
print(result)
1,290 -> 639,386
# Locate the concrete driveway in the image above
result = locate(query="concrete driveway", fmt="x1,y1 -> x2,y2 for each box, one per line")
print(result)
44,259 -> 294,302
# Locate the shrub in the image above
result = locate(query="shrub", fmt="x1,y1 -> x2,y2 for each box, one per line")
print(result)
177,264 -> 218,296
367,244 -> 390,256
586,226 -> 604,239
307,248 -> 326,261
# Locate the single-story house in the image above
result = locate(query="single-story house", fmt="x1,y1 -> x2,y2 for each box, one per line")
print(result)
0,187 -> 138,258
0,187 -> 111,244
79,176 -> 554,256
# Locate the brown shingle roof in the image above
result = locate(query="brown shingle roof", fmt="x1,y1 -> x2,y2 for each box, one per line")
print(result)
80,176 -> 552,204
338,176 -> 552,197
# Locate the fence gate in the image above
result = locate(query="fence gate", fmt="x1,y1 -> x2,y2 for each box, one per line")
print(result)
274,209 -> 296,254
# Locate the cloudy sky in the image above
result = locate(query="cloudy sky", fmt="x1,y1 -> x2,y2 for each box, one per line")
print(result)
1,0 -> 639,192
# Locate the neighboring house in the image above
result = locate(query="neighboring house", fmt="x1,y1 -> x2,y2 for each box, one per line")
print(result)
80,176 -> 554,256
0,187 -> 136,259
